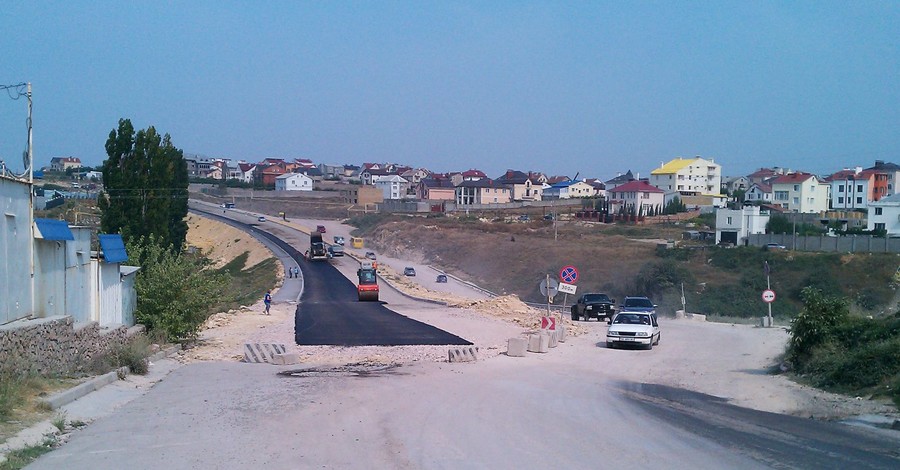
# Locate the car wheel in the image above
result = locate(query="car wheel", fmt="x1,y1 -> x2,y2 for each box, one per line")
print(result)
572,312 -> 579,321
656,334 -> 660,345
646,338 -> 653,350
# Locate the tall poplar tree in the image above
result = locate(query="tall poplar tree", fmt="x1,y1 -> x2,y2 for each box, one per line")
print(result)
99,118 -> 189,251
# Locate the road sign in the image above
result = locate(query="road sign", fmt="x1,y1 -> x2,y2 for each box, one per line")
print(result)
762,289 -> 776,303
559,265 -> 579,284
541,316 -> 557,330
558,282 -> 577,295
539,278 -> 559,297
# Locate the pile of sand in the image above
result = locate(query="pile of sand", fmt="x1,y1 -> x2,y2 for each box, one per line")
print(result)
185,214 -> 271,269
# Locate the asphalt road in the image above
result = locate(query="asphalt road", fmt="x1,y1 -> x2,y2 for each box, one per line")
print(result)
190,203 -> 470,347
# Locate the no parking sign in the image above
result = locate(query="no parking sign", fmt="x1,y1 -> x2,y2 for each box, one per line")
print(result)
559,265 -> 578,284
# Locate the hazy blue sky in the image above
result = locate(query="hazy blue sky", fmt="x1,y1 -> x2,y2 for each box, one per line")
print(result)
1,1 -> 897,180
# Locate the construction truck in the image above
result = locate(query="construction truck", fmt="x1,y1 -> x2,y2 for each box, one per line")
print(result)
357,260 -> 379,301
309,233 -> 328,261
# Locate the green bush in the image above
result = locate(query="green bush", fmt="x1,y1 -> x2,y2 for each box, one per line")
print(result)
788,288 -> 849,364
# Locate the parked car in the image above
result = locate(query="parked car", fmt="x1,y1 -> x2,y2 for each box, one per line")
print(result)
223,202 -> 235,209
436,274 -> 448,283
571,293 -> 616,322
328,245 -> 344,257
333,236 -> 345,245
317,225 -> 327,233
606,311 -> 660,349
404,267 -> 416,276
517,215 -> 530,221
764,243 -> 787,250
365,252 -> 377,260
257,216 -> 266,222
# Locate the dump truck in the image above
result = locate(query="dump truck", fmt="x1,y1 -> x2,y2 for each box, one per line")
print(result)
309,233 -> 328,261
357,261 -> 379,301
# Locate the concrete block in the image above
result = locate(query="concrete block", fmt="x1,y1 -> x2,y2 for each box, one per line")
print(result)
272,352 -> 300,365
760,316 -> 774,328
527,333 -> 549,353
448,346 -> 479,363
557,324 -> 566,343
506,338 -> 527,357
675,310 -> 685,319
548,330 -> 559,348
691,313 -> 706,322
243,343 -> 287,363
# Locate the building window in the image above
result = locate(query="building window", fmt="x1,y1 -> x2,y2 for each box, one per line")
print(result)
875,223 -> 886,231
856,197 -> 862,204
727,216 -> 733,225
838,197 -> 844,204
875,207 -> 883,215
857,184 -> 863,192
775,191 -> 789,201
838,185 -> 844,193
793,185 -> 799,191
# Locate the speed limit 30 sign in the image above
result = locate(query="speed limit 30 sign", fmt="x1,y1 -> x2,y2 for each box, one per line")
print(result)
762,289 -> 776,303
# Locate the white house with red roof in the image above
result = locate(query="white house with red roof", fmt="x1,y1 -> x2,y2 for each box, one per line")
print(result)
744,181 -> 773,204
608,181 -> 665,214
826,168 -> 878,210
769,172 -> 829,213
461,169 -> 487,181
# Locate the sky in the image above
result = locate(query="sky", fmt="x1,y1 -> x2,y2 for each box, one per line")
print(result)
1,1 -> 897,180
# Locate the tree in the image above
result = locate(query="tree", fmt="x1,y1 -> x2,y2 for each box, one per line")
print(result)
99,119 -> 189,251
127,235 -> 230,341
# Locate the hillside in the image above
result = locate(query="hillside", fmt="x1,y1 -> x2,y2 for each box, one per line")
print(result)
352,214 -> 900,319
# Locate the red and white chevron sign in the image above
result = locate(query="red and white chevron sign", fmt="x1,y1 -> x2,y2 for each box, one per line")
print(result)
541,316 -> 556,330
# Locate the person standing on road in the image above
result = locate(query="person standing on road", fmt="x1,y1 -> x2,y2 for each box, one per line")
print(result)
288,267 -> 292,279
264,290 -> 272,315
293,266 -> 299,278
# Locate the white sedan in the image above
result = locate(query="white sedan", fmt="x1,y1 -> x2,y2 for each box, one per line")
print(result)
606,312 -> 660,350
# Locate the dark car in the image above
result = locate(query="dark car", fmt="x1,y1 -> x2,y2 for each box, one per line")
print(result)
571,293 -> 617,321
328,245 -> 344,257
365,251 -> 377,260
404,267 -> 416,276
436,274 -> 448,283
317,225 -> 327,233
620,296 -> 657,315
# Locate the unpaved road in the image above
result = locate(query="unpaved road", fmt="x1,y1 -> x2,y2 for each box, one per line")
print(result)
26,206 -> 900,469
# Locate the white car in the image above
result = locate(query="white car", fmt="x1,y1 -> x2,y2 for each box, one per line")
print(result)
606,311 -> 660,350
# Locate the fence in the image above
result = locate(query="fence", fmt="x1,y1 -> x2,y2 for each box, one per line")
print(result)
748,233 -> 900,253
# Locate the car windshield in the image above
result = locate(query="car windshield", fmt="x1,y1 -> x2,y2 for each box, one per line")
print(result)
359,271 -> 376,283
583,294 -> 610,303
613,313 -> 651,325
624,297 -> 653,308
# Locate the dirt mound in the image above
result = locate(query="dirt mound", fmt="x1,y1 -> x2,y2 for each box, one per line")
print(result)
186,214 -> 271,269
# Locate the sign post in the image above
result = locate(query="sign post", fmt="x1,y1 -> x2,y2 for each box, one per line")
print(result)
558,265 -> 578,326
539,276 -> 559,316
763,261 -> 774,327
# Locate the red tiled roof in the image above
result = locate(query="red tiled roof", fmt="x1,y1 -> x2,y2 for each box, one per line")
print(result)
610,181 -> 663,193
769,172 -> 815,185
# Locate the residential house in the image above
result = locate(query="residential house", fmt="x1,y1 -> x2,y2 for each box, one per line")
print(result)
295,158 -> 316,170
238,163 -> 256,184
722,176 -> 750,195
715,206 -> 770,245
744,181 -> 774,204
747,167 -> 789,185
584,178 -> 607,198
400,168 -> 430,185
1,175 -> 34,324
342,164 -> 361,179
826,168 -> 878,210
546,175 -> 571,185
607,181 -> 665,214
374,174 -> 410,200
339,184 -> 383,207
650,156 -> 722,197
867,193 -> 900,236
360,168 -> 394,186
275,173 -> 313,191
461,169 -> 487,181
455,179 -> 511,205
256,162 -> 289,187
494,170 -> 543,201
417,177 -> 456,201
49,156 -> 82,172
605,170 -> 636,188
864,160 -> 900,198
769,172 -> 829,213
543,180 -> 594,199
184,155 -> 213,178
318,163 -> 344,179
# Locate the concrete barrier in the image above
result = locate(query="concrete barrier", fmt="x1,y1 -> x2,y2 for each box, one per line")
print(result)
691,313 -> 706,322
527,333 -> 549,353
272,352 -> 300,365
448,346 -> 480,363
243,343 -> 287,363
557,324 -> 566,343
506,338 -> 527,357
548,331 -> 559,348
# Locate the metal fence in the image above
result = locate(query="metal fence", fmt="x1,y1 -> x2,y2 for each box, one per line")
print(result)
748,233 -> 900,253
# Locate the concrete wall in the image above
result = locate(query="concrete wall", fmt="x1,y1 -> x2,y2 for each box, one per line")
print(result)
34,239 -> 67,318
65,227 -> 93,323
0,176 -> 34,325
748,233 -> 900,253
0,316 -> 128,375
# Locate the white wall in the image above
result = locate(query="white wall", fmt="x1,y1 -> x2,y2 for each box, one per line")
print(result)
0,176 -> 33,324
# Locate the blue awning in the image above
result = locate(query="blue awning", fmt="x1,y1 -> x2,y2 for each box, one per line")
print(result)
98,234 -> 129,263
33,218 -> 74,241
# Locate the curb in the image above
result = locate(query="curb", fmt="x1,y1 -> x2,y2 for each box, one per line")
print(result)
40,344 -> 182,410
